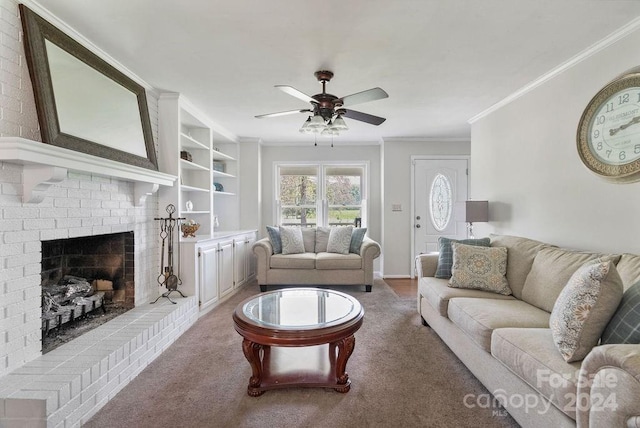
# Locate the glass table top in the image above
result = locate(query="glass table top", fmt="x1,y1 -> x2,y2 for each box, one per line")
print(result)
242,288 -> 362,329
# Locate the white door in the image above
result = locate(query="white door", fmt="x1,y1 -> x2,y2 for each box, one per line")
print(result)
413,158 -> 468,258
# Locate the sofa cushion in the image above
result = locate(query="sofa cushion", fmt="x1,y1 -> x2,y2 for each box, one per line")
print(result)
616,253 -> 640,290
449,243 -> 511,295
316,252 -> 362,270
490,234 -> 552,299
491,328 -> 581,420
419,277 -> 515,317
601,280 -> 640,344
521,247 -> 621,313
301,227 -> 316,253
327,226 -> 353,254
447,298 -> 550,352
315,227 -> 331,253
434,237 -> 490,279
550,261 -> 623,362
266,226 -> 282,254
270,252 -> 316,269
279,226 -> 305,254
349,227 -> 367,254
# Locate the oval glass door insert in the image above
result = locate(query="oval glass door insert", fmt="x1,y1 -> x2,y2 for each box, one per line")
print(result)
429,173 -> 453,231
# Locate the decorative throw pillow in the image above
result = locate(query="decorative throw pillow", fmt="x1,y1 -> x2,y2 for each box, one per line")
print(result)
349,227 -> 367,254
601,280 -> 640,344
549,261 -> 623,362
449,243 -> 511,295
435,237 -> 491,279
315,227 -> 331,253
327,226 -> 353,254
266,226 -> 282,254
279,226 -> 305,255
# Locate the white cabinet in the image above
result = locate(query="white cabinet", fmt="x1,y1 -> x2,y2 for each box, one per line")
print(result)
218,239 -> 235,297
234,238 -> 247,287
198,244 -> 219,309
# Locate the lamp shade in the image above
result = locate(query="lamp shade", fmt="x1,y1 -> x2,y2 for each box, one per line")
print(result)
465,200 -> 488,223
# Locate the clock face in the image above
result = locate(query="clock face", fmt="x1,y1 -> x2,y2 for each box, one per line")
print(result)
578,72 -> 640,182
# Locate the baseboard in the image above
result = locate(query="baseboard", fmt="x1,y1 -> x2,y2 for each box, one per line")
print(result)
382,275 -> 411,279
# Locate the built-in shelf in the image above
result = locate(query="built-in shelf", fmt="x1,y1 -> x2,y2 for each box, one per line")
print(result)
214,191 -> 236,196
180,133 -> 209,151
212,150 -> 236,161
0,137 -> 176,204
180,159 -> 209,171
213,170 -> 235,178
183,210 -> 210,214
181,184 -> 209,192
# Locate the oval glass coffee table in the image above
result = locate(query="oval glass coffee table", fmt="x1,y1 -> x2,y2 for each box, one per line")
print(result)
233,288 -> 364,397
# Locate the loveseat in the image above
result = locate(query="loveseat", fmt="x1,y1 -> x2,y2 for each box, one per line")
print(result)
253,226 -> 381,292
415,234 -> 640,428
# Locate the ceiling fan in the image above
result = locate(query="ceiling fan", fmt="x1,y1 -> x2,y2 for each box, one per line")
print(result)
255,70 -> 388,135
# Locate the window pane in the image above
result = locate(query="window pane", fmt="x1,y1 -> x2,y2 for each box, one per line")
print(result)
429,173 -> 453,231
280,207 -> 317,227
327,206 -> 361,226
279,174 -> 317,205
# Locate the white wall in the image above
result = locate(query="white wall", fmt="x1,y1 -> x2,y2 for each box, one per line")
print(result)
238,138 -> 262,232
471,27 -> 640,254
382,139 -> 471,276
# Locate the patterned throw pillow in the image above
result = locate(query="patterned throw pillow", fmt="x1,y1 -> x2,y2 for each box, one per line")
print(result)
349,227 -> 367,254
435,237 -> 491,279
266,226 -> 282,254
449,243 -> 511,295
601,280 -> 640,344
549,261 -> 623,362
279,226 -> 305,255
327,226 -> 353,254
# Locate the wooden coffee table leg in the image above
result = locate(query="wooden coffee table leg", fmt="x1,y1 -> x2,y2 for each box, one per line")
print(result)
334,334 -> 356,392
241,338 -> 264,396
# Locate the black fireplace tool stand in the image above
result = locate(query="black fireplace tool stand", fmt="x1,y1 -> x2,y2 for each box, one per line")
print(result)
152,204 -> 186,304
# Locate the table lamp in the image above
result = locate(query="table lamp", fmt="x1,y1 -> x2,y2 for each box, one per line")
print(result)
465,200 -> 488,239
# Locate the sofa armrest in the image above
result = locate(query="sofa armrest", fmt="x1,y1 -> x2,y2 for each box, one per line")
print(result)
415,253 -> 438,278
576,344 -> 640,428
360,237 -> 381,287
252,238 -> 273,286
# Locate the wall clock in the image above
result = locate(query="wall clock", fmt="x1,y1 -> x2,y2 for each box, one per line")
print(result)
577,69 -> 640,182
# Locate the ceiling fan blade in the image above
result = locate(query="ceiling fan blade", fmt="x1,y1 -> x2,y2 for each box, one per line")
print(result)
255,109 -> 311,119
342,109 -> 386,126
338,87 -> 388,107
275,85 -> 317,104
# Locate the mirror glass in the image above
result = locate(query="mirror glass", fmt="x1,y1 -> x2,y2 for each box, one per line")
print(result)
45,41 -> 148,158
20,5 -> 158,170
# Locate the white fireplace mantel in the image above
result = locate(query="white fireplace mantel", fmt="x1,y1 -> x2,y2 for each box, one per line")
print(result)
0,137 -> 176,205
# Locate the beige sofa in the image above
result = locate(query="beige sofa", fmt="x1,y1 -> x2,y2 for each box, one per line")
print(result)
415,234 -> 640,428
253,229 -> 381,292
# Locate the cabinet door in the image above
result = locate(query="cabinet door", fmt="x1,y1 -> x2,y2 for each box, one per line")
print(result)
219,240 -> 234,297
199,245 -> 219,307
246,234 -> 256,278
234,238 -> 247,287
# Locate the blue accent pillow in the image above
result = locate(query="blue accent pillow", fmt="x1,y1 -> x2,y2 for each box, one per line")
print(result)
266,226 -> 282,254
349,227 -> 367,254
434,236 -> 490,279
601,281 -> 640,344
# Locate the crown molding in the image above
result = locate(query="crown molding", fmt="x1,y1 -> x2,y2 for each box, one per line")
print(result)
382,137 -> 470,144
468,16 -> 640,124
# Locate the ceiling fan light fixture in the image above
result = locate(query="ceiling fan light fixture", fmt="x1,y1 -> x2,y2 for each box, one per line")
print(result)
299,116 -> 312,133
307,114 -> 326,130
331,115 -> 348,131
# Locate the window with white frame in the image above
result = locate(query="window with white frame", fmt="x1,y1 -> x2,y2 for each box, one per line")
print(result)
275,163 -> 367,228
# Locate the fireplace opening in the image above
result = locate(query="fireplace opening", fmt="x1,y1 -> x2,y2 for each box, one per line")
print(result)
41,232 -> 135,353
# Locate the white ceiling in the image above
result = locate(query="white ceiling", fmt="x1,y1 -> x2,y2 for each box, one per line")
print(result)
32,0 -> 640,145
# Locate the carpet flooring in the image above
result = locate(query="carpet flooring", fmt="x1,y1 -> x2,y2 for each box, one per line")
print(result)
85,279 -> 519,428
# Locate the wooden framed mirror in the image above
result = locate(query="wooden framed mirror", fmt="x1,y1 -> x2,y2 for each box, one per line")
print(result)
19,4 -> 158,171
